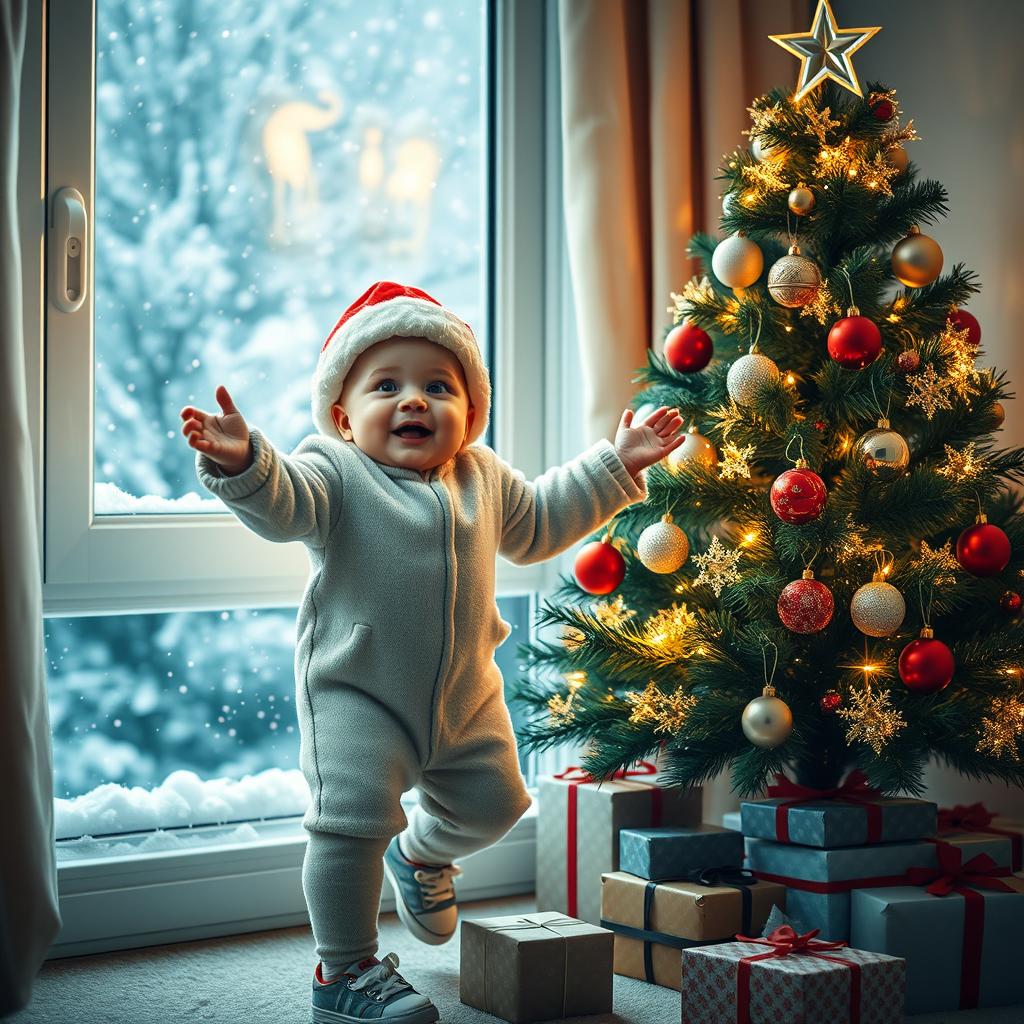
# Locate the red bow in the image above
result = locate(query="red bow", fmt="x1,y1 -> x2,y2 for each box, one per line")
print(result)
736,924 -> 848,956
554,760 -> 657,784
906,844 -> 1014,897
937,801 -> 996,832
766,770 -> 883,844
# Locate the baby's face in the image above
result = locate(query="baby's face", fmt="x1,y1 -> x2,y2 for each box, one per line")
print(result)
330,336 -> 474,473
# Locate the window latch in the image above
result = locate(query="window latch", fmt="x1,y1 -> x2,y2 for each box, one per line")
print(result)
49,186 -> 88,313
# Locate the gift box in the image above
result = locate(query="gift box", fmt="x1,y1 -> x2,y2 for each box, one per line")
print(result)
619,825 -> 745,881
740,771 -> 936,848
535,762 -> 701,924
748,832 -> 1011,941
459,911 -> 613,1024
680,926 -> 905,1024
723,811 -> 752,865
850,845 -> 1024,1013
938,801 -> 1024,871
600,868 -> 785,990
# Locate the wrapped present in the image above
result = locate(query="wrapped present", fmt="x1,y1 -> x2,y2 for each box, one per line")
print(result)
535,761 -> 701,924
600,867 -> 785,990
938,801 -> 1023,871
723,811 -> 752,865
748,832 -> 1011,941
680,924 -> 906,1024
619,825 -> 745,881
459,911 -> 613,1024
851,843 -> 1024,1013
740,771 -> 936,848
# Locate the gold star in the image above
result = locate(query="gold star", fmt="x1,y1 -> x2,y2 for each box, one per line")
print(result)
838,684 -> 906,755
692,536 -> 743,597
770,0 -> 881,101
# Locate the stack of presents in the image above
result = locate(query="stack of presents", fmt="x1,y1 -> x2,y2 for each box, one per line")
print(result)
459,762 -> 1024,1023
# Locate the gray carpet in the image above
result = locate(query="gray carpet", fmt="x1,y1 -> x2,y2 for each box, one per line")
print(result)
8,895 -> 1023,1023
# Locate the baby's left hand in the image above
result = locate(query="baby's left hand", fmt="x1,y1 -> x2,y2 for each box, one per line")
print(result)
613,406 -> 686,479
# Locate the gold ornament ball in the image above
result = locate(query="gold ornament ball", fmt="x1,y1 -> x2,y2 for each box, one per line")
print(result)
751,135 -> 777,162
637,515 -> 690,574
727,352 -> 780,406
851,578 -> 907,637
854,422 -> 911,480
887,144 -> 909,175
712,232 -> 764,289
993,401 -> 1006,428
767,244 -> 821,308
741,691 -> 793,748
892,225 -> 943,288
787,184 -> 815,216
668,429 -> 718,470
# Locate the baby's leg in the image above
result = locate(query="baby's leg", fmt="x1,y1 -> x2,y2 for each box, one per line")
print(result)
303,829 -> 390,977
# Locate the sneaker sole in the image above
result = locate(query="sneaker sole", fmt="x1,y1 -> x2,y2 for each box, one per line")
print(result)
382,857 -> 456,946
312,1003 -> 439,1024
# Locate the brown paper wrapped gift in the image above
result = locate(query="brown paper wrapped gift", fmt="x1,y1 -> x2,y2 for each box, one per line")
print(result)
535,762 -> 702,925
599,869 -> 786,990
459,912 -> 613,1024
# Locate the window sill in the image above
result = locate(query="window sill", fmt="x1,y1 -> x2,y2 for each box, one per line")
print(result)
50,797 -> 538,959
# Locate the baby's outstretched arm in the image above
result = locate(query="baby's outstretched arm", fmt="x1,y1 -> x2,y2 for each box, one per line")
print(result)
180,385 -> 253,475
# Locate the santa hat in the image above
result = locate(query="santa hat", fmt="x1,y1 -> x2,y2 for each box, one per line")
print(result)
312,281 -> 490,447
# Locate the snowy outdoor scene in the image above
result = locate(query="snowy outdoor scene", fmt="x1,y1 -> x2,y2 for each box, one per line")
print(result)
47,0 -> 505,849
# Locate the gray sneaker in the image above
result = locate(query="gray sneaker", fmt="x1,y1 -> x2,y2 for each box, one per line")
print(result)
382,836 -> 462,945
311,952 -> 439,1023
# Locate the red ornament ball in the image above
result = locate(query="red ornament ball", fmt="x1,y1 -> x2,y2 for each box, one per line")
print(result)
828,315 -> 882,370
770,466 -> 827,524
947,308 -> 981,349
896,350 -> 921,374
956,521 -> 1011,577
899,635 -> 955,693
820,690 -> 842,713
574,540 -> 626,595
814,419 -> 828,432
999,590 -> 1023,616
871,97 -> 896,121
664,321 -> 713,374
778,576 -> 834,633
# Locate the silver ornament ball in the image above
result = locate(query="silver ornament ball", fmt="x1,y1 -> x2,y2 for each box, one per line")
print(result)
854,422 -> 911,480
722,191 -> 737,216
767,245 -> 821,308
787,185 -> 815,216
892,225 -> 943,288
741,689 -> 793,748
727,352 -> 780,406
637,515 -> 690,574
667,429 -> 718,470
851,578 -> 907,638
712,233 -> 764,289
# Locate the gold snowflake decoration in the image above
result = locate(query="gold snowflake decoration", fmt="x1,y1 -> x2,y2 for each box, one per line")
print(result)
905,363 -> 955,420
835,521 -> 882,564
838,685 -> 907,755
692,536 -> 743,597
643,602 -> 698,652
938,442 -> 983,480
814,135 -> 861,178
746,98 -> 785,137
798,102 -> 841,146
800,283 -> 842,325
719,441 -> 756,481
561,625 -> 586,650
547,670 -> 589,723
625,680 -> 697,736
940,321 -> 984,401
593,594 -> 637,628
977,696 -> 1024,758
912,539 -> 960,587
740,158 -> 790,194
668,276 -> 716,321
854,151 -> 900,198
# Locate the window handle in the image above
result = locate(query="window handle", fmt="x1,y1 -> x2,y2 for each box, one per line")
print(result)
50,186 -> 88,313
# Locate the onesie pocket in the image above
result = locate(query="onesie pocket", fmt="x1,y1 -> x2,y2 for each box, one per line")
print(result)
330,621 -> 373,682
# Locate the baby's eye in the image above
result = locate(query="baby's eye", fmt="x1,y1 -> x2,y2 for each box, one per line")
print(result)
426,381 -> 450,394
376,379 -> 398,392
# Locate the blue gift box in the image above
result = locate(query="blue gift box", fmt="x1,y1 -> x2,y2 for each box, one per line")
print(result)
619,825 -> 744,882
740,795 -> 937,848
747,833 -> 1012,941
851,876 -> 1024,1013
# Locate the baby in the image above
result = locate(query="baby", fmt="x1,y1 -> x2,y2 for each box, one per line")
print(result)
180,281 -> 684,1023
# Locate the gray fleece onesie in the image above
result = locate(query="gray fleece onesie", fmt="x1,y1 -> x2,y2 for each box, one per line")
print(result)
195,425 -> 646,967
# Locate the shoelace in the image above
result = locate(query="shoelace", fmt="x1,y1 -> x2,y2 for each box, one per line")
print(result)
349,952 -> 410,1002
414,863 -> 463,908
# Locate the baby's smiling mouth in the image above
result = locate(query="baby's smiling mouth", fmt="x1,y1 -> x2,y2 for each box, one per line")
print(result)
392,424 -> 434,438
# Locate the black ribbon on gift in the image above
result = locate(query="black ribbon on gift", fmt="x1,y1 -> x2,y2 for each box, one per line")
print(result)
684,864 -> 756,937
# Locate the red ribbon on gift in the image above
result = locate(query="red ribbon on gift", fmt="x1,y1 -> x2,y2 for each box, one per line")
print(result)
766,770 -> 884,844
905,841 -> 1016,1010
733,925 -> 861,1024
937,801 -> 1023,871
553,760 -> 661,917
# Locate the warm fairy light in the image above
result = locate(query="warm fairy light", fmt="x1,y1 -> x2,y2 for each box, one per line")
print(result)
696,645 -> 707,656
743,191 -> 757,205
743,531 -> 758,545
882,564 -> 891,575
848,167 -> 858,178
785,372 -> 796,385
862,664 -> 877,674
887,313 -> 901,323
785,325 -> 794,333
564,671 -> 587,692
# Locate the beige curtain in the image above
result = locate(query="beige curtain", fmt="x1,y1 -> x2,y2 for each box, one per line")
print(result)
0,0 -> 60,1015
559,0 -> 808,447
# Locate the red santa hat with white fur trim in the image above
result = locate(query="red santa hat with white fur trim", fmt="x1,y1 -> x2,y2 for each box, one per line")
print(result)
312,281 -> 491,447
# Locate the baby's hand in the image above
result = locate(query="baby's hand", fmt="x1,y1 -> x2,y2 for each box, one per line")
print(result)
180,385 -> 253,475
613,406 -> 685,479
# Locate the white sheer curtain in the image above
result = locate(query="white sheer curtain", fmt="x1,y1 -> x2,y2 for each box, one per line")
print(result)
0,1 -> 60,1014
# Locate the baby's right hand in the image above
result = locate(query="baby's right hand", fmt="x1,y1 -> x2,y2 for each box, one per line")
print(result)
180,385 -> 252,475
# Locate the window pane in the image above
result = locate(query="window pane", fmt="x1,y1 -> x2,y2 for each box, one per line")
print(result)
48,594 -> 531,843
93,1 -> 487,515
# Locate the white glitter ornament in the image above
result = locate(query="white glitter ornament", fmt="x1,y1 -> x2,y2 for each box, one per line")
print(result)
712,232 -> 764,289
667,428 -> 718,470
722,191 -> 737,216
851,572 -> 906,637
727,352 -> 780,406
637,514 -> 690,574
767,243 -> 821,308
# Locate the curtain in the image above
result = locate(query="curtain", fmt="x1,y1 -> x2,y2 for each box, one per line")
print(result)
0,0 -> 61,1015
557,0 -> 807,823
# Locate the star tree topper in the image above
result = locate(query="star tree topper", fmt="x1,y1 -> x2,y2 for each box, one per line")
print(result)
769,0 -> 880,101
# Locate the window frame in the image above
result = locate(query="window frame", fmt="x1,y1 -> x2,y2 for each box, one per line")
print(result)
40,0 -> 558,617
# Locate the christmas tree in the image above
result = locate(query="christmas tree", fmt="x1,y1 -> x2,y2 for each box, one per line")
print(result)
514,13 -> 1024,798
